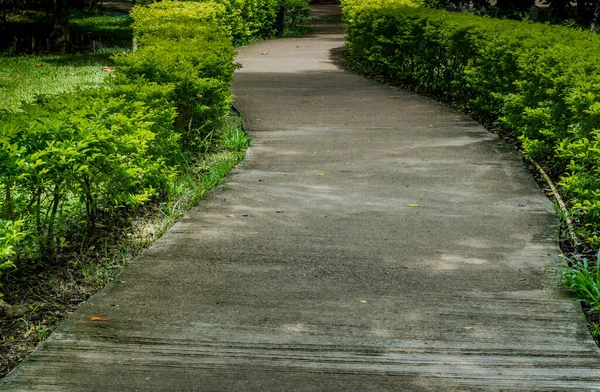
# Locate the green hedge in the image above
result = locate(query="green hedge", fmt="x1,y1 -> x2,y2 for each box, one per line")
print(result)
133,0 -> 280,44
343,0 -> 600,247
0,0 -> 278,285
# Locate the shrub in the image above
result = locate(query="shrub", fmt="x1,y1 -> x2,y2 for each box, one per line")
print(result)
0,0 -> 279,293
113,32 -> 235,151
343,1 -> 600,246
130,0 -> 278,45
0,219 -> 24,289
0,89 -> 177,258
283,0 -> 310,28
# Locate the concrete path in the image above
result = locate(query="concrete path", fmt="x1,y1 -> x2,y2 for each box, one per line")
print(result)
4,22 -> 600,391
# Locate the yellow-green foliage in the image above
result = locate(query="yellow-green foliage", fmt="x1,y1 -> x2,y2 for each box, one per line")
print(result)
0,54 -> 109,111
114,5 -> 236,150
0,0 -> 277,284
344,0 -> 600,246
132,0 -> 278,44
0,13 -> 133,111
342,0 -> 422,21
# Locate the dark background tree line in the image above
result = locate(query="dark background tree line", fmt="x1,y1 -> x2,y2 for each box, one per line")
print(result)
0,0 -> 131,51
429,0 -> 600,28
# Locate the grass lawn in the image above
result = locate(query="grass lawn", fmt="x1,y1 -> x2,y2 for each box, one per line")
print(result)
0,12 -> 132,111
0,51 -> 118,111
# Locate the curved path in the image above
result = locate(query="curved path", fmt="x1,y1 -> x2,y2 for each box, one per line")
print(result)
3,23 -> 600,391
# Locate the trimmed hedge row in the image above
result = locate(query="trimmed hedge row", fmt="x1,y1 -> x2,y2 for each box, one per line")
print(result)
0,0 -> 278,280
343,0 -> 600,247
131,0 -> 279,45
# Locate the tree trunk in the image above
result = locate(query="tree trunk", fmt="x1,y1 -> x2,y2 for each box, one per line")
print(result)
496,0 -> 508,9
550,0 -> 570,18
592,0 -> 600,31
50,0 -> 70,52
577,0 -> 591,23
88,0 -> 100,15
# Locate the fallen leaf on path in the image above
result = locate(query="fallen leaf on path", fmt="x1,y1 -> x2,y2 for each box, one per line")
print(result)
359,300 -> 368,304
261,52 -> 269,55
428,124 -> 433,127
225,214 -> 234,218
316,173 -> 325,177
91,317 -> 112,321
409,204 -> 419,207
233,165 -> 238,168
463,326 -> 474,330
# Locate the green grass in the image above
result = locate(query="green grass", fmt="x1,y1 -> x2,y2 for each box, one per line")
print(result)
0,12 -> 132,111
557,255 -> 600,313
0,50 -> 126,111
283,25 -> 313,37
166,116 -> 249,217
307,15 -> 344,23
69,12 -> 133,47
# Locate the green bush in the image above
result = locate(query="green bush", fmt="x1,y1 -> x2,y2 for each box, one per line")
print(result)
0,89 -> 177,258
0,219 -> 24,288
0,0 -> 278,292
343,0 -> 600,246
130,0 -> 278,45
113,32 -> 235,151
283,0 -> 310,28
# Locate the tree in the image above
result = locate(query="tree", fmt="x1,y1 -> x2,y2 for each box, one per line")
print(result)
495,0 -> 535,12
87,0 -> 100,15
546,0 -> 600,28
50,0 -> 70,51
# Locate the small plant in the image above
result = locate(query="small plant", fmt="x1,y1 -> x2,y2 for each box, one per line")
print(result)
557,253 -> 600,313
0,220 -> 24,288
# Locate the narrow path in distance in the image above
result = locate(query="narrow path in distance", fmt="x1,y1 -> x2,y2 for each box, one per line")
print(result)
3,14 -> 600,392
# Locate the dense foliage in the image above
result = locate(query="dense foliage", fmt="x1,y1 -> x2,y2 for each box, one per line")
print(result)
283,0 -> 310,28
343,0 -> 600,247
0,0 -> 278,293
130,0 -> 280,45
423,0 -> 599,27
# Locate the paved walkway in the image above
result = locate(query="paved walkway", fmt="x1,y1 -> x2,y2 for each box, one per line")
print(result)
3,22 -> 600,391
